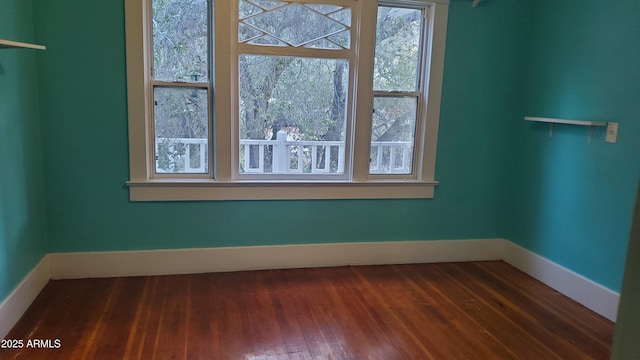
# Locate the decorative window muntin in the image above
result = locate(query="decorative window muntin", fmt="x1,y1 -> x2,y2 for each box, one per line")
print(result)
238,0 -> 352,49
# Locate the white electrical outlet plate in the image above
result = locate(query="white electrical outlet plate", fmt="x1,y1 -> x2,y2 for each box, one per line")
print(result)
606,122 -> 619,143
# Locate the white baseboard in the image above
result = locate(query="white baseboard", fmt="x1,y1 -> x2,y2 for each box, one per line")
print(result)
501,240 -> 620,321
0,256 -> 50,339
0,238 -> 620,340
48,239 -> 504,279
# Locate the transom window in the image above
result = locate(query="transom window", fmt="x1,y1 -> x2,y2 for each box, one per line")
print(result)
239,2 -> 351,49
125,0 -> 449,200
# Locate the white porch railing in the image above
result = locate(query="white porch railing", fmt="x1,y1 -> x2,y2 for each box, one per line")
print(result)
241,130 -> 345,174
155,138 -> 208,173
156,131 -> 413,174
369,141 -> 413,174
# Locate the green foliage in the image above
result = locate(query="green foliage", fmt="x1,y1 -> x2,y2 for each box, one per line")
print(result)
154,87 -> 208,139
239,55 -> 348,141
153,0 -> 209,82
374,6 -> 421,91
153,87 -> 208,173
371,96 -> 417,142
157,140 -> 186,172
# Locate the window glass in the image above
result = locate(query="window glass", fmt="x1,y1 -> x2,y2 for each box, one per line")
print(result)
154,87 -> 209,173
153,0 -> 209,82
370,5 -> 423,175
370,96 -> 417,174
239,55 -> 348,174
239,1 -> 351,49
373,6 -> 421,92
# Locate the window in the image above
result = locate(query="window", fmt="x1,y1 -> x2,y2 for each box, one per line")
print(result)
125,0 -> 449,200
152,0 -> 210,174
237,2 -> 352,178
371,5 -> 423,175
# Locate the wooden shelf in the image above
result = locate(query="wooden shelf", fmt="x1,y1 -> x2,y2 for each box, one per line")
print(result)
525,116 -> 611,143
0,39 -> 46,50
524,116 -> 607,127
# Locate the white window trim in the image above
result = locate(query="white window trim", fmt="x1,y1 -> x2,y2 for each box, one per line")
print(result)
124,0 -> 448,201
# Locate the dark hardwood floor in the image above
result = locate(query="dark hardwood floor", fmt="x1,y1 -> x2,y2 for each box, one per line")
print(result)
1,261 -> 614,359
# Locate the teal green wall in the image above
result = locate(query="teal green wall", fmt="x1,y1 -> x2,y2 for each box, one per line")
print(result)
0,0 -> 48,301
14,0 -> 634,300
510,0 -> 640,291
31,1 -> 527,252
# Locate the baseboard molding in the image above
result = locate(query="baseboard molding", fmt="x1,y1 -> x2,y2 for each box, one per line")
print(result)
1,238 -> 619,340
0,256 -> 50,339
48,239 -> 504,279
501,240 -> 620,321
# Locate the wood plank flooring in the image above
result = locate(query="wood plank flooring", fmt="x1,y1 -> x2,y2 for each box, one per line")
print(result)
1,261 -> 614,359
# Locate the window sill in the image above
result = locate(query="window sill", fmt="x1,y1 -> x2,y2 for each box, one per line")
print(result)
126,179 -> 438,201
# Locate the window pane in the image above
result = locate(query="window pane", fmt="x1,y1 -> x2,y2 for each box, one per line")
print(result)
154,87 -> 209,173
153,0 -> 209,82
370,96 -> 417,174
239,55 -> 348,174
373,6 -> 422,91
239,1 -> 351,49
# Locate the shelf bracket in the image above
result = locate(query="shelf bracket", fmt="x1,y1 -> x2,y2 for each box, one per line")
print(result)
472,0 -> 481,7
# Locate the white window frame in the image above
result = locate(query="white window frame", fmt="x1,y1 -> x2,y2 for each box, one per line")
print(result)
124,0 -> 448,201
